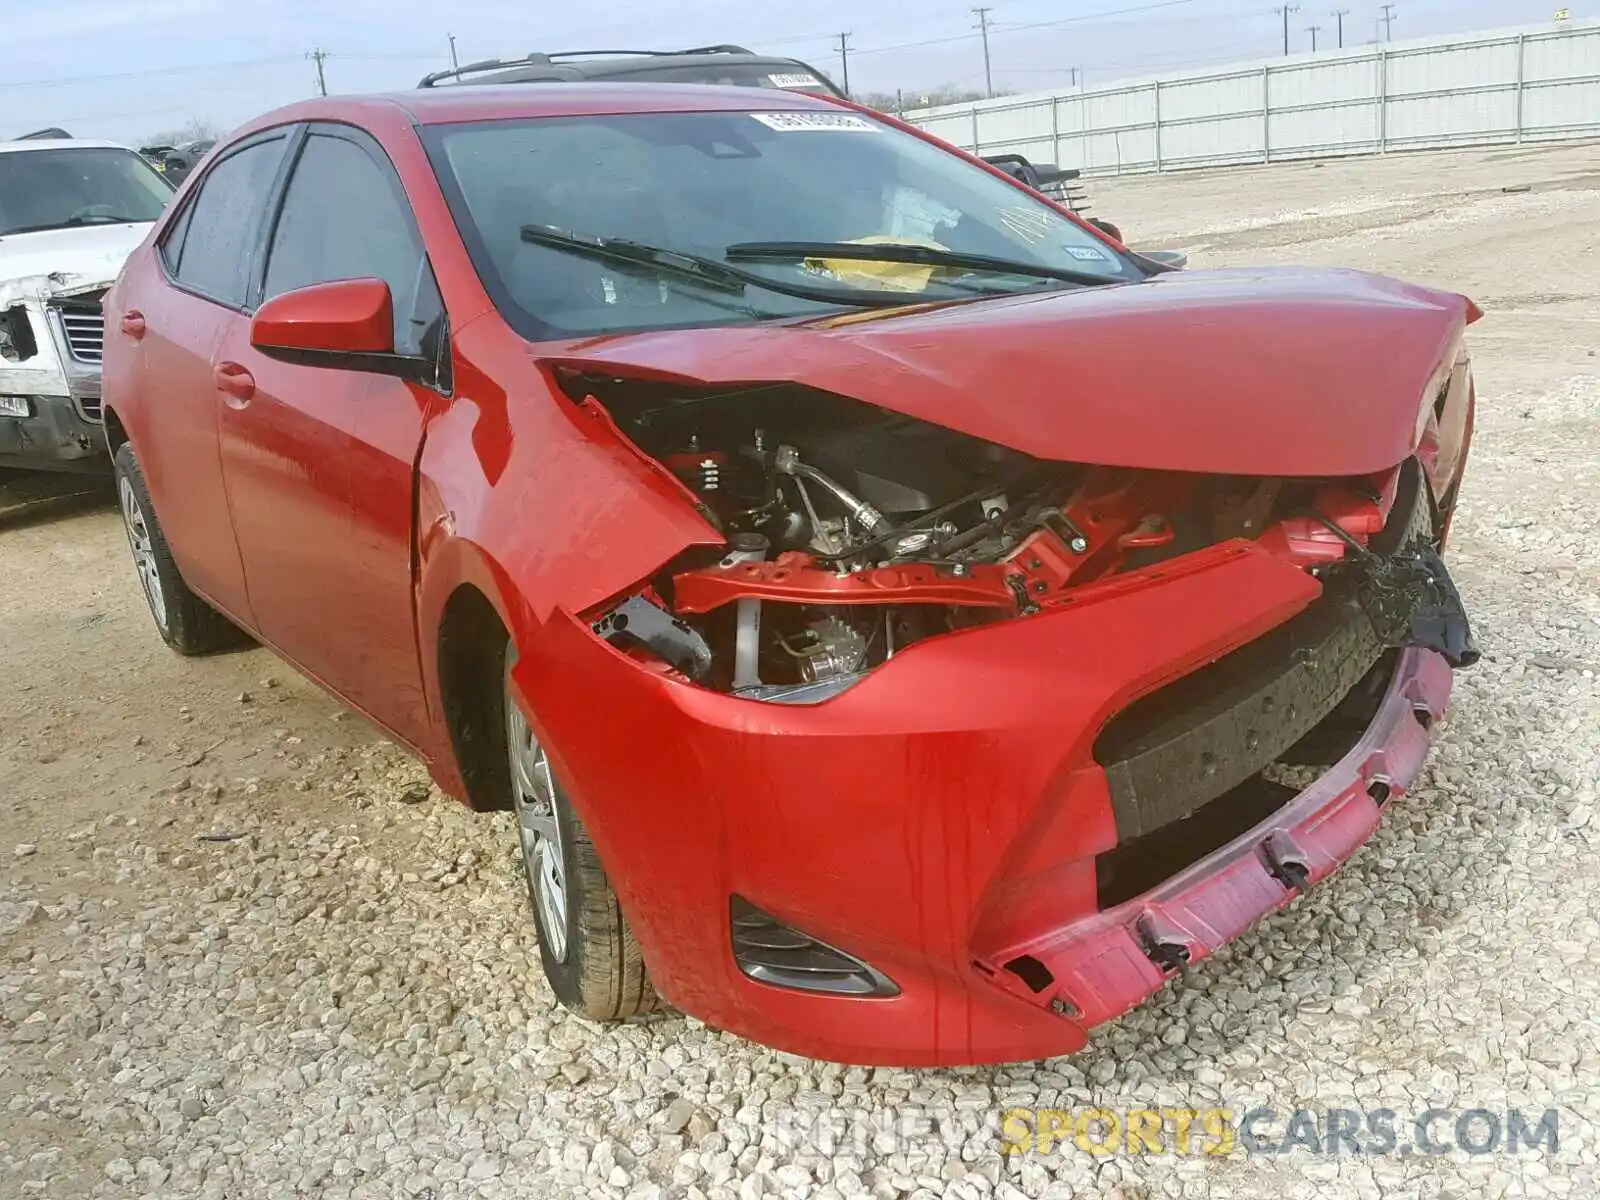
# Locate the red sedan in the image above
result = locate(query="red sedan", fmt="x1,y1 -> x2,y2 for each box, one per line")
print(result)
102,84 -> 1480,1066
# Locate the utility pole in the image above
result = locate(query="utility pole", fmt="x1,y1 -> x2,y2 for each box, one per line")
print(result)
835,32 -> 852,97
1308,24 -> 1322,50
308,48 -> 330,97
1333,8 -> 1350,47
896,87 -> 905,115
1379,3 -> 1396,41
1275,5 -> 1300,56
972,6 -> 995,99
448,34 -> 459,72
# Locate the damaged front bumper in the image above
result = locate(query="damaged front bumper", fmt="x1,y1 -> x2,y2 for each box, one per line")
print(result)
1,277 -> 110,474
512,515 -> 1473,1066
987,646 -> 1449,1033
0,390 -> 107,473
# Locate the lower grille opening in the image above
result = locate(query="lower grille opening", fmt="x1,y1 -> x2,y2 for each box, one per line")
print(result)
730,896 -> 900,998
1003,954 -> 1056,994
1095,651 -> 1399,910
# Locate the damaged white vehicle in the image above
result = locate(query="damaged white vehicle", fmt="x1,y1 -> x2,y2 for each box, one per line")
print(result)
0,138 -> 172,475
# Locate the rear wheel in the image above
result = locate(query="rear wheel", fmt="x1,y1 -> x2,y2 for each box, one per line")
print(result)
113,442 -> 244,655
503,645 -> 660,1020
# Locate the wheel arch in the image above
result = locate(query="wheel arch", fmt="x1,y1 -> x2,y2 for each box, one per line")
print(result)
435,579 -> 516,812
102,405 -> 130,457
418,532 -> 532,810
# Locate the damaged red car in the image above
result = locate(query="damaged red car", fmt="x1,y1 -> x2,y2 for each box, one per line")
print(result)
101,84 -> 1479,1066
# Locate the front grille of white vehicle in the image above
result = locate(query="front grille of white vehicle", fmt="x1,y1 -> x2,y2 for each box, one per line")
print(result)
53,303 -> 105,364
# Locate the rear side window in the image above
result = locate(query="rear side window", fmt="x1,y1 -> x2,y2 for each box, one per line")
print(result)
262,132 -> 429,352
169,137 -> 286,306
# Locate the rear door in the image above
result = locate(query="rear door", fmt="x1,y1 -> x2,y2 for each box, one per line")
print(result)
215,124 -> 447,748
124,131 -> 291,625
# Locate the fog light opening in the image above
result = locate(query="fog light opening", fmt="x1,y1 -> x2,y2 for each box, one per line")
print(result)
729,896 -> 900,998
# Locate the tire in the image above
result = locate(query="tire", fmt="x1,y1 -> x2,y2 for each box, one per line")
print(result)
113,442 -> 244,655
503,645 -> 660,1021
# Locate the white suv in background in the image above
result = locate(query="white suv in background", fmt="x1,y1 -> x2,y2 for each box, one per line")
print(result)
0,137 -> 173,475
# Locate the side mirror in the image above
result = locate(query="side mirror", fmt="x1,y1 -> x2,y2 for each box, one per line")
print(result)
252,278 -> 395,357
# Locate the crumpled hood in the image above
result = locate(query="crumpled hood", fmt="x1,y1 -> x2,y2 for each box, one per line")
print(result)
0,222 -> 150,303
540,266 -> 1478,477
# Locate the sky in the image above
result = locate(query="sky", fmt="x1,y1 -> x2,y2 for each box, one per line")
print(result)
3,0 -> 1574,144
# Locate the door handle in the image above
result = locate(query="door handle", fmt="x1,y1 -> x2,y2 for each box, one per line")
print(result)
213,361 -> 256,405
118,310 -> 146,339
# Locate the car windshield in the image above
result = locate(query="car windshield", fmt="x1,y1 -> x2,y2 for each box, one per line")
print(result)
423,110 -> 1140,340
0,147 -> 172,236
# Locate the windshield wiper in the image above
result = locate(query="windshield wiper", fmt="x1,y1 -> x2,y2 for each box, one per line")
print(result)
3,215 -> 149,236
518,226 -> 946,308
521,226 -> 747,295
65,213 -> 146,226
723,241 -> 1123,289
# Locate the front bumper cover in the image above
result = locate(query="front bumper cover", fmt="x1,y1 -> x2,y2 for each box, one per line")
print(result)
0,392 -> 108,473
511,532 -> 1468,1066
983,646 -> 1449,1032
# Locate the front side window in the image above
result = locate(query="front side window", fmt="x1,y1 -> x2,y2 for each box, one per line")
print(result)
0,147 -> 172,236
262,133 -> 433,355
169,138 -> 287,307
423,109 -> 1139,340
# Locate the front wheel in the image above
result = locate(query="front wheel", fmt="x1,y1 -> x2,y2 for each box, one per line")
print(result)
503,646 -> 660,1021
113,442 -> 244,655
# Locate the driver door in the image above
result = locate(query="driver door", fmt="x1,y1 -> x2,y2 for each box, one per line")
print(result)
215,125 -> 448,749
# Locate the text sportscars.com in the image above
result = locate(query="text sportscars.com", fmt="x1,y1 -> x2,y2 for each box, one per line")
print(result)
761,1105 -> 1562,1160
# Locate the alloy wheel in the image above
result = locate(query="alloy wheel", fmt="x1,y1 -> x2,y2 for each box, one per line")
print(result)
505,673 -> 569,962
119,475 -> 167,632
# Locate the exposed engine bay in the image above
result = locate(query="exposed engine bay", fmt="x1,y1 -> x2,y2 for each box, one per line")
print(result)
560,372 -> 1475,702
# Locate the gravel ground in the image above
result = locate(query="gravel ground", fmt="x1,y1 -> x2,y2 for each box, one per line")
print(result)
4,142 -> 1600,1200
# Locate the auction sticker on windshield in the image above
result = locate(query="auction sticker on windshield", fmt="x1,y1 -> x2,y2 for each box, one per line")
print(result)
767,73 -> 822,88
750,112 -> 880,133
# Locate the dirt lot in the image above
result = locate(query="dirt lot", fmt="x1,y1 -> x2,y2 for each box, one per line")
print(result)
4,143 -> 1599,1199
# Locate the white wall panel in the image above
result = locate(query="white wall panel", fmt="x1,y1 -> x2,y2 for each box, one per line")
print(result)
907,19 -> 1600,176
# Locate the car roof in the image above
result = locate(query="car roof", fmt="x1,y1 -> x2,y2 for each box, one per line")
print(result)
233,82 -> 846,137
0,137 -> 134,155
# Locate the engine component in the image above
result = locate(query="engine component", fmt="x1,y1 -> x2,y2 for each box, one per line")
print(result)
724,532 -> 770,689
792,616 -> 869,683
592,595 -> 714,681
770,444 -> 890,535
892,530 -> 936,557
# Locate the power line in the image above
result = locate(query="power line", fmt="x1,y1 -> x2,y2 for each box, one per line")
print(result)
307,48 -> 330,97
1333,8 -> 1350,47
1275,5 -> 1300,55
972,7 -> 995,99
852,0 -> 1202,57
1379,3 -> 1397,41
836,32 -> 852,97
0,55 -> 301,91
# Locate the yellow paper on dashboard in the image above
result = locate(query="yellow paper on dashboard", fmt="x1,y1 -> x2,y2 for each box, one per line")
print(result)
804,235 -> 951,293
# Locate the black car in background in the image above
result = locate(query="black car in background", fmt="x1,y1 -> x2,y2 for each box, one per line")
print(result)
417,45 -> 1122,239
